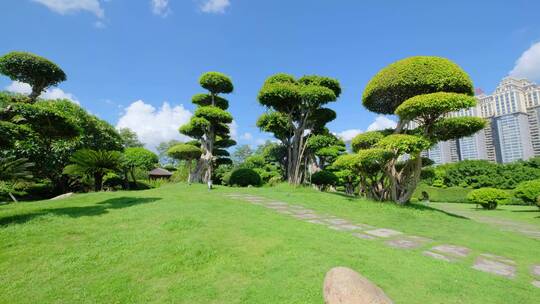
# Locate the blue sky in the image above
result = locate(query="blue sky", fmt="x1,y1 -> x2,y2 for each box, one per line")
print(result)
2,0 -> 540,149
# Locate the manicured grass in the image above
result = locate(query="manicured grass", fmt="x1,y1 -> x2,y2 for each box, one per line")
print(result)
433,202 -> 540,225
1,183 -> 539,303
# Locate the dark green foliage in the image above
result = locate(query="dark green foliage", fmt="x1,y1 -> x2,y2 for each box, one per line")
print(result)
103,173 -> 123,190
376,134 -> 431,155
192,94 -> 229,110
199,72 -> 234,94
396,92 -> 477,122
428,160 -> 540,189
310,170 -> 338,190
513,179 -> 540,205
63,149 -> 123,192
362,56 -> 474,114
256,111 -> 293,142
229,168 -> 261,187
431,117 -> 486,141
167,144 -> 202,161
0,156 -> 34,181
0,51 -> 67,102
351,131 -> 385,152
194,106 -> 233,124
467,188 -> 510,210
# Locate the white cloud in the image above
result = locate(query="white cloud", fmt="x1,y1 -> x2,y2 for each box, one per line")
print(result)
367,115 -> 397,131
5,81 -> 80,104
200,0 -> 230,14
240,132 -> 253,140
151,0 -> 171,17
229,120 -> 238,140
116,100 -> 193,150
336,129 -> 362,141
335,116 -> 397,141
509,41 -> 540,81
32,0 -> 105,18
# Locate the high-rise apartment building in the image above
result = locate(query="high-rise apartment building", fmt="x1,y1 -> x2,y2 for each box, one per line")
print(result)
423,77 -> 540,164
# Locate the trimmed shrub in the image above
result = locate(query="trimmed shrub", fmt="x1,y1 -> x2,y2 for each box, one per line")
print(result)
229,168 -> 261,187
513,179 -> 540,205
103,173 -> 123,190
311,170 -> 338,191
467,188 -> 510,210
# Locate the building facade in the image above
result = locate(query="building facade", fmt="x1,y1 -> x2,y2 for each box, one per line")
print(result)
424,77 -> 540,164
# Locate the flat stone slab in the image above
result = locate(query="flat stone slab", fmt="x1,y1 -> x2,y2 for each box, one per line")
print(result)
266,201 -> 289,206
423,251 -> 453,262
532,280 -> 540,288
472,256 -> 516,278
432,244 -> 470,258
293,213 -> 321,220
325,218 -> 351,225
479,253 -> 516,265
532,265 -> 540,277
306,219 -> 326,225
385,236 -> 431,249
364,228 -> 403,238
352,232 -> 376,240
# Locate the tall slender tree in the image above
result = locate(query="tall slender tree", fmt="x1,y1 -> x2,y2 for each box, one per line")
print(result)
256,74 -> 341,184
179,72 -> 235,188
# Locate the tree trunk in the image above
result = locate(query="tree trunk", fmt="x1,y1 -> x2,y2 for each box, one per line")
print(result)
8,192 -> 18,203
28,85 -> 44,103
187,160 -> 192,184
94,173 -> 103,192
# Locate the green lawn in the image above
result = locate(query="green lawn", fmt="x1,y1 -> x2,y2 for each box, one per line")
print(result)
432,202 -> 540,225
1,183 -> 539,303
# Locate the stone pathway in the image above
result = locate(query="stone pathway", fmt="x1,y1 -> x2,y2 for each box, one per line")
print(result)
223,193 -> 540,287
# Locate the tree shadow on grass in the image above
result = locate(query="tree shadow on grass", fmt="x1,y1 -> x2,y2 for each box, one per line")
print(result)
511,209 -> 540,213
327,191 -> 469,219
0,197 -> 161,227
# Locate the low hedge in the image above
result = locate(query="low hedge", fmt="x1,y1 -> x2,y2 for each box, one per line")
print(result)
229,168 -> 261,187
467,187 -> 510,210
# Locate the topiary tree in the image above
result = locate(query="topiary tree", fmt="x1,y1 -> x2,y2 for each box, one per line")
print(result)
513,179 -> 540,205
306,133 -> 346,170
0,156 -> 34,202
123,147 -> 159,184
0,51 -> 66,103
257,74 -> 341,185
361,56 -> 485,204
229,168 -> 261,187
167,144 -> 202,184
467,188 -> 510,210
311,170 -> 338,191
180,72 -> 235,189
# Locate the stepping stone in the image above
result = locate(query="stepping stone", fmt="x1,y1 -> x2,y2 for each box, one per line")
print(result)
364,228 -> 403,238
479,253 -> 516,265
423,251 -> 453,262
385,236 -> 431,249
325,218 -> 351,225
331,224 -> 363,231
431,244 -> 470,258
306,219 -> 326,225
472,255 -> 516,278
293,213 -> 321,220
266,202 -> 289,207
352,232 -> 376,240
532,265 -> 540,277
532,281 -> 540,288
276,210 -> 293,215
291,209 -> 317,215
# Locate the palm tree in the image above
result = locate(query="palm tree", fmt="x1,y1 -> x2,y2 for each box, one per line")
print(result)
0,156 -> 34,203
63,149 -> 122,192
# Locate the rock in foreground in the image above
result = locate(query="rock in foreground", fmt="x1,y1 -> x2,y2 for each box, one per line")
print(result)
323,267 -> 393,304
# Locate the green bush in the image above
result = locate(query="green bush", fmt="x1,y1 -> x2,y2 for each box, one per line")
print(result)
229,168 -> 261,187
467,188 -> 510,210
103,173 -> 123,190
513,179 -> 540,205
311,170 -> 338,191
